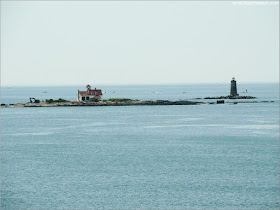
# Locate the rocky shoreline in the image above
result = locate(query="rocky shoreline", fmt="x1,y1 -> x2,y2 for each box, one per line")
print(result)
2,100 -> 202,108
195,96 -> 256,100
1,99 -> 275,108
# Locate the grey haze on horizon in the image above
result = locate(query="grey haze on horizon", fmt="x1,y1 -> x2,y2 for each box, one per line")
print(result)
1,1 -> 279,86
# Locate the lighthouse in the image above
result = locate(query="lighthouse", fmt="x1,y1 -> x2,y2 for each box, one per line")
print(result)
230,77 -> 239,97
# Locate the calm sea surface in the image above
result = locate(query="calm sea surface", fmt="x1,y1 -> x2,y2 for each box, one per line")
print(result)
1,84 -> 279,209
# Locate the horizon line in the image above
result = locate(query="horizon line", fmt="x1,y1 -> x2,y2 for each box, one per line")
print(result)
1,81 -> 279,87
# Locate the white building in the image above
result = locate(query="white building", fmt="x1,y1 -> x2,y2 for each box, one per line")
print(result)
77,85 -> 103,102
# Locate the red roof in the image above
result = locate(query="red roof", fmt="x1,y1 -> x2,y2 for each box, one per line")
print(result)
79,89 -> 102,96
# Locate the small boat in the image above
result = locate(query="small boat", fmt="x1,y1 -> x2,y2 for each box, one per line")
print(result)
43,91 -> 47,93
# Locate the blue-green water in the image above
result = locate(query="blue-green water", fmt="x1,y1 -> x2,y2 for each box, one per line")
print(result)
1,84 -> 279,209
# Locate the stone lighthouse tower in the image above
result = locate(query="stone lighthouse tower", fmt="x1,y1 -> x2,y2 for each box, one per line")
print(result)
230,77 -> 239,97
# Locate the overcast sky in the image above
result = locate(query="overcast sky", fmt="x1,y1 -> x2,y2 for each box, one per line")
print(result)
1,1 -> 279,86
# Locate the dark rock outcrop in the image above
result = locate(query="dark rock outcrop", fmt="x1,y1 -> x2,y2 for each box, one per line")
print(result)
204,95 -> 256,99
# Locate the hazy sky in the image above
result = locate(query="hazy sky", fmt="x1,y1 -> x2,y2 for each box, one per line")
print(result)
1,1 -> 279,86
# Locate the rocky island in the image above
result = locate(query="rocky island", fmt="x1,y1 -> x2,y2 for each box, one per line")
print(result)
196,95 -> 256,100
1,98 -> 275,108
2,99 -> 202,108
196,78 -> 256,100
2,78 -> 275,108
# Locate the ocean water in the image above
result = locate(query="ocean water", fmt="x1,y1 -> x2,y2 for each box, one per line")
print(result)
1,84 -> 279,209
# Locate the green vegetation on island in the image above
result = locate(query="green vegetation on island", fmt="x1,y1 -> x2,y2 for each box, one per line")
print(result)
46,98 -> 69,103
105,98 -> 140,102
